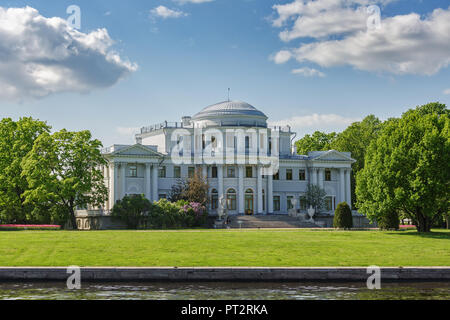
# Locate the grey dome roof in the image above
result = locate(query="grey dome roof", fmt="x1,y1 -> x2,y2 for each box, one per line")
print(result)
193,101 -> 268,120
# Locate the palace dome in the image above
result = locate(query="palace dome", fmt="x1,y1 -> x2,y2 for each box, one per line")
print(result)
192,101 -> 268,127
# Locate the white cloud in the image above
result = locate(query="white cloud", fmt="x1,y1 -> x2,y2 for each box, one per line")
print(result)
269,113 -> 361,136
291,67 -> 325,77
271,50 -> 292,64
270,1 -> 450,75
151,6 -> 188,19
443,88 -> 450,95
273,0 -> 374,41
0,6 -> 137,100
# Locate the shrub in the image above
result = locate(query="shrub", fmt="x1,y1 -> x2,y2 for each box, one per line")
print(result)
333,202 -> 353,229
112,194 -> 152,229
147,199 -> 208,229
378,211 -> 399,230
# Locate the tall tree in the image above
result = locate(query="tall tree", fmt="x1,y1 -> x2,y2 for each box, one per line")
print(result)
304,183 -> 326,213
184,168 -> 209,206
22,130 -> 108,229
356,103 -> 449,232
331,115 -> 382,207
0,117 -> 50,223
295,131 -> 337,155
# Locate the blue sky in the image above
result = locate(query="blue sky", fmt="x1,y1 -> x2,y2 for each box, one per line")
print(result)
0,0 -> 449,147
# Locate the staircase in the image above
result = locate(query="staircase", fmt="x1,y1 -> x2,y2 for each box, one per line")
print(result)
225,215 -> 321,229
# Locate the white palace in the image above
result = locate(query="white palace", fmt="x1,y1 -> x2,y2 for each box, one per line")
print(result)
96,100 -> 356,219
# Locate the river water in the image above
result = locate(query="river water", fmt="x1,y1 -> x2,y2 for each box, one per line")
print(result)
0,281 -> 448,300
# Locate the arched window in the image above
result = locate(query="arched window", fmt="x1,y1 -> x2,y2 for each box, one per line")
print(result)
245,189 -> 254,215
211,189 -> 218,210
227,189 -> 236,210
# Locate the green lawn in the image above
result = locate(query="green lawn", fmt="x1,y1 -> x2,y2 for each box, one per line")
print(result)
0,229 -> 449,267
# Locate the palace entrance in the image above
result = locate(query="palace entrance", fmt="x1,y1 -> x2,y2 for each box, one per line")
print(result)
245,189 -> 254,215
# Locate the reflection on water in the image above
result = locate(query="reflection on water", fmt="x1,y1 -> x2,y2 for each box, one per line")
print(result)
0,281 -> 448,300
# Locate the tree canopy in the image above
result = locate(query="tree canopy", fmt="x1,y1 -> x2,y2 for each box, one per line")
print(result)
21,129 -> 108,229
0,118 -> 50,223
356,103 -> 449,232
295,131 -> 337,155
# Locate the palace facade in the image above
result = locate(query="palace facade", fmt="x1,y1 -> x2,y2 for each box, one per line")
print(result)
98,100 -> 355,217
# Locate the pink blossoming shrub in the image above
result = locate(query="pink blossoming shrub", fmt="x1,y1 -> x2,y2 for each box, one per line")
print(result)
0,224 -> 60,231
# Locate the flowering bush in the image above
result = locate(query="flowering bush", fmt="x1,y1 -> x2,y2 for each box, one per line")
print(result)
147,199 -> 208,229
0,224 -> 60,231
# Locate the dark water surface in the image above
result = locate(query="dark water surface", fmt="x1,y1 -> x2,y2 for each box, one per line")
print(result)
0,281 -> 449,300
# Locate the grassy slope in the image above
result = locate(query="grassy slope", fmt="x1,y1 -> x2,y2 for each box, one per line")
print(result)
0,229 -> 449,267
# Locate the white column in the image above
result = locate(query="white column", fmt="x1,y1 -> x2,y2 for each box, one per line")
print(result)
318,168 -> 324,189
145,163 -> 151,201
268,173 -> 273,214
257,166 -> 263,214
109,162 -> 116,210
238,165 -> 244,214
312,168 -> 317,185
340,168 -> 345,205
152,165 -> 158,202
202,165 -> 207,179
121,163 -> 127,199
346,169 -> 352,209
218,165 -> 224,210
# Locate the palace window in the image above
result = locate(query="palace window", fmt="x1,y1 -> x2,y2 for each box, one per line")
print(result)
273,196 -> 280,211
299,196 -> 307,211
159,194 -> 167,200
211,189 -> 218,210
158,166 -> 166,178
273,171 -> 279,180
299,169 -> 306,181
268,137 -> 272,154
246,166 -> 253,178
129,165 -> 137,177
287,196 -> 294,210
325,169 -> 332,181
188,167 -> 195,178
286,169 -> 293,181
262,189 -> 265,211
211,136 -> 217,148
227,189 -> 237,210
227,166 -> 236,178
211,166 -> 218,178
174,166 -> 181,179
325,196 -> 333,211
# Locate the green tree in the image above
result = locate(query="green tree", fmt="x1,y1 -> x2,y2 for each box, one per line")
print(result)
295,131 -> 337,155
356,103 -> 449,232
168,179 -> 188,202
112,194 -> 152,229
331,115 -> 382,207
0,117 -> 50,223
333,202 -> 353,229
304,183 -> 326,213
22,129 -> 108,229
183,169 -> 209,206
